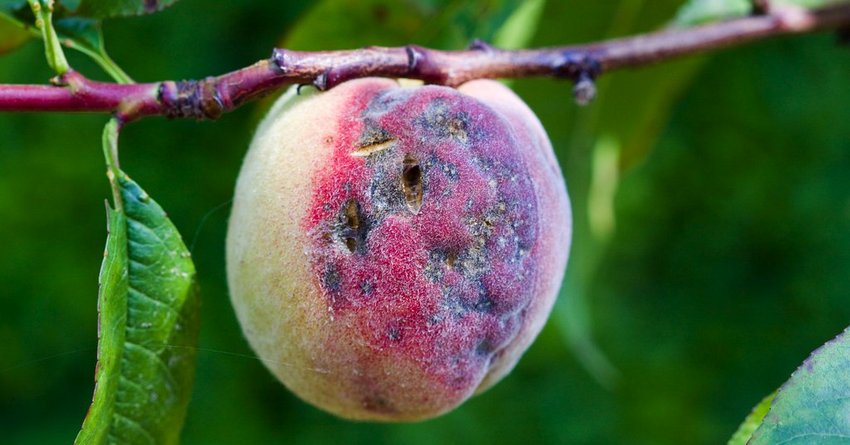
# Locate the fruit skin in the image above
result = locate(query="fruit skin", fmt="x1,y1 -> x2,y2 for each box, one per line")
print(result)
226,78 -> 571,421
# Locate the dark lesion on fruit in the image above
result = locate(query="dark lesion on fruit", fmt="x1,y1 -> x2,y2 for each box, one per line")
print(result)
387,326 -> 401,341
454,239 -> 489,279
471,293 -> 494,313
361,393 -> 397,415
401,154 -> 423,214
439,160 -> 459,182
424,248 -> 460,282
334,198 -> 371,254
447,114 -> 469,143
475,339 -> 494,356
322,263 -> 342,292
445,250 -> 457,269
352,123 -> 396,158
438,283 -> 496,321
416,99 -> 471,144
359,280 -> 374,297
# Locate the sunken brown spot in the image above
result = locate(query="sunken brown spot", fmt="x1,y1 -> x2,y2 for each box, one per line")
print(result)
445,251 -> 457,269
352,135 -> 396,157
401,154 -> 423,214
343,199 -> 361,252
448,118 -> 468,143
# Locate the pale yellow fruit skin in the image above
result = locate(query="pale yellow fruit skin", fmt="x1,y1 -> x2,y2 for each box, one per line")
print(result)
226,78 -> 571,421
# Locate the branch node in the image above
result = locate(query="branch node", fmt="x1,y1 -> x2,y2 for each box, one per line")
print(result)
573,73 -> 596,106
271,48 -> 289,74
555,52 -> 602,82
555,52 -> 601,104
468,39 -> 493,52
405,45 -> 445,84
59,70 -> 86,94
159,78 -> 225,120
405,45 -> 422,74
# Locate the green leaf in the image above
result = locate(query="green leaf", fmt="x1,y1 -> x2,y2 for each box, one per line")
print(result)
728,392 -> 776,445
75,205 -> 128,444
749,326 -> 850,445
61,0 -> 178,18
76,121 -> 199,445
0,9 -> 31,54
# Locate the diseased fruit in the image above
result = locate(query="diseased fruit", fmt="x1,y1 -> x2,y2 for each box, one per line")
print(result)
226,78 -> 571,421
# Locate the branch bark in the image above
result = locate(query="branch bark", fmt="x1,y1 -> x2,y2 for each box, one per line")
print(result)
1,3 -> 848,122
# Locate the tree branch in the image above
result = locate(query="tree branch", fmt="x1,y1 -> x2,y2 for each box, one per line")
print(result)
1,3 -> 848,122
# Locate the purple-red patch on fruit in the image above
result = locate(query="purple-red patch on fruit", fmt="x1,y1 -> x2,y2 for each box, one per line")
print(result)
301,83 -> 542,404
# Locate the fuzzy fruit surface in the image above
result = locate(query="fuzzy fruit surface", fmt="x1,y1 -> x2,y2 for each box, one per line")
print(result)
227,78 -> 571,421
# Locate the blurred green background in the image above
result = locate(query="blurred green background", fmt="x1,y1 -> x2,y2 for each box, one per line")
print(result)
2,0 -> 850,443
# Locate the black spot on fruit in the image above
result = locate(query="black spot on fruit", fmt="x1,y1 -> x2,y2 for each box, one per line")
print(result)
323,264 -> 341,292
360,280 -> 374,297
416,99 -> 471,144
475,339 -> 494,356
387,326 -> 401,341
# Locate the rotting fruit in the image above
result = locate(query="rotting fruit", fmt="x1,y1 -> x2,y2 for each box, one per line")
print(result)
226,78 -> 571,421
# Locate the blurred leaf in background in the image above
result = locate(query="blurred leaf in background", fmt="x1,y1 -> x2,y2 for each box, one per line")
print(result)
520,0 -> 708,389
592,31 -> 850,444
0,11 -> 30,54
675,0 -> 849,25
283,0 -> 543,50
1,1 -> 850,444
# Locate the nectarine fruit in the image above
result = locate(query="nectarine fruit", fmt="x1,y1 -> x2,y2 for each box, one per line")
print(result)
227,78 -> 571,421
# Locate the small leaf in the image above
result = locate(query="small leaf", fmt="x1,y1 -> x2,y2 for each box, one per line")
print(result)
61,0 -> 178,19
749,326 -> 850,444
77,121 -> 199,445
727,392 -> 776,445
